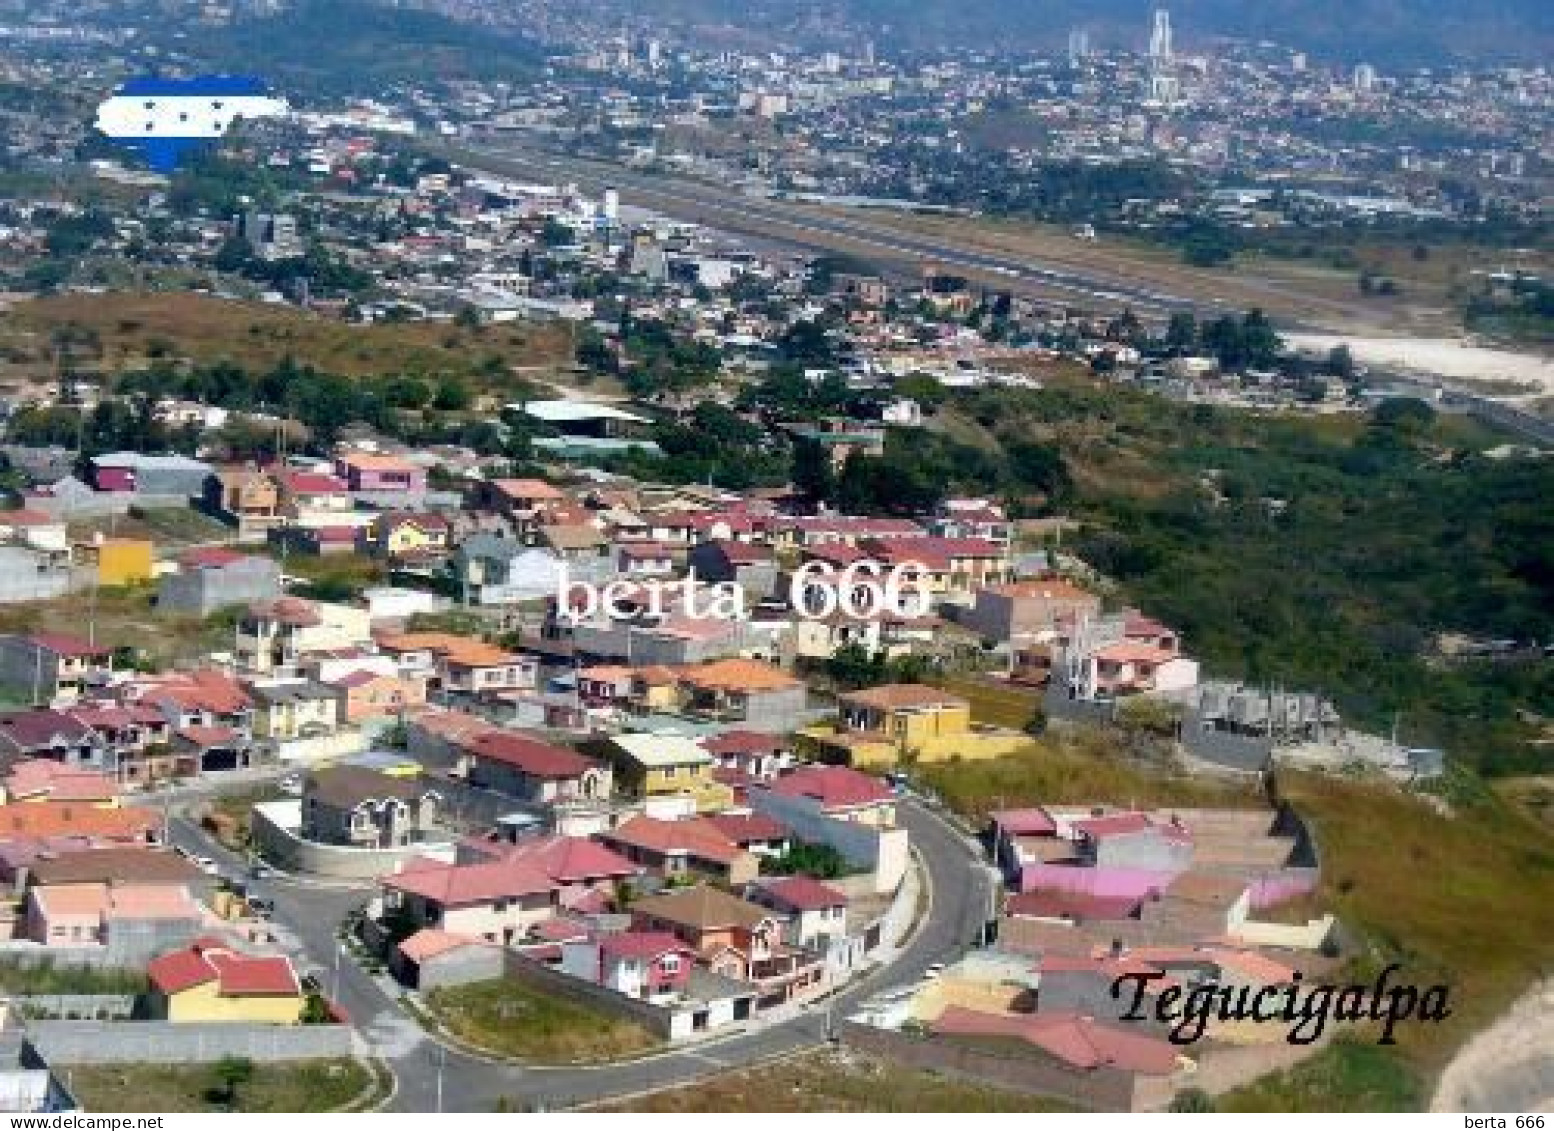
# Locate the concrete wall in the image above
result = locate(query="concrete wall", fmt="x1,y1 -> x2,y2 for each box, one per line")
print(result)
270,730 -> 369,765
251,800 -> 454,880
158,560 -> 282,616
0,550 -> 74,603
1229,914 -> 1336,951
747,788 -> 909,894
25,1021 -> 352,1063
413,944 -> 506,991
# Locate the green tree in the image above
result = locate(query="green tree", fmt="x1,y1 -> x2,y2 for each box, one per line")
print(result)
208,1055 -> 254,1108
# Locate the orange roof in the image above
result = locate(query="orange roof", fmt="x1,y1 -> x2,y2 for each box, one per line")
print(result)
397,928 -> 490,963
337,451 -> 416,471
1094,642 -> 1178,664
0,801 -> 157,841
489,478 -> 567,500
676,658 -> 800,693
839,683 -> 966,710
987,579 -> 1097,603
375,631 -> 517,668
605,816 -> 745,866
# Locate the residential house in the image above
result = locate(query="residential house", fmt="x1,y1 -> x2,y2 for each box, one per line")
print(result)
300,766 -> 442,849
273,468 -> 353,517
380,836 -> 636,944
962,579 -> 1102,647
601,815 -> 760,886
373,632 -> 535,698
0,759 -> 118,806
235,599 -> 372,674
73,537 -> 154,587
0,709 -> 113,772
631,885 -> 824,1005
597,733 -> 733,813
673,659 -> 807,733
475,478 -> 569,540
764,765 -> 897,827
365,511 -> 451,567
0,802 -> 160,845
705,813 -> 792,858
798,683 -> 1026,769
334,452 -> 426,496
452,536 -> 564,605
247,680 -> 343,742
461,729 -> 612,804
686,540 -> 778,601
699,730 -> 791,780
88,453 -> 212,497
205,465 -> 282,542
65,704 -> 183,780
559,931 -> 695,1001
24,883 -> 203,956
616,543 -> 677,579
326,669 -> 427,725
147,939 -> 305,1023
749,875 -> 850,946
0,635 -> 112,706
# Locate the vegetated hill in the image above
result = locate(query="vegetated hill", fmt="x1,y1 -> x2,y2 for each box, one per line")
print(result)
530,0 -> 1552,66
0,292 -> 573,382
891,380 -> 1554,777
155,0 -> 545,98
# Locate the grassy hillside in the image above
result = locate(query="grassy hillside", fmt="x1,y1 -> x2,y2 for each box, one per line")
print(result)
0,292 -> 573,384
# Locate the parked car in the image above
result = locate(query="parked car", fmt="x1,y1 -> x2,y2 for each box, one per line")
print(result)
247,898 -> 275,918
193,856 -> 220,875
279,774 -> 303,796
249,862 -> 278,880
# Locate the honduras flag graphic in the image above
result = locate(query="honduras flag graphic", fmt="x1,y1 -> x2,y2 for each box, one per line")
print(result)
94,75 -> 289,173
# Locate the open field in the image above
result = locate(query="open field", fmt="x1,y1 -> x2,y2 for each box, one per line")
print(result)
0,585 -> 238,668
914,729 -> 1262,820
425,978 -> 661,1064
596,1048 -> 1075,1112
65,1058 -> 381,1113
0,292 -> 574,383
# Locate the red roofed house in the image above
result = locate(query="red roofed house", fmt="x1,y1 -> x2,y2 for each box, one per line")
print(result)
700,729 -> 792,780
559,930 -> 696,1000
601,815 -> 760,886
930,1006 -> 1181,1083
765,766 -> 896,826
379,835 -> 637,945
748,875 -> 849,946
147,938 -> 306,1023
461,730 -> 612,805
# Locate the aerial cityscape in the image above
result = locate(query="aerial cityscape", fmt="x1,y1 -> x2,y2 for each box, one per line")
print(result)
0,0 -> 1545,1116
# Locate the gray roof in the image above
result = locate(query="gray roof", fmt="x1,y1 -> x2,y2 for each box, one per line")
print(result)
305,765 -> 435,810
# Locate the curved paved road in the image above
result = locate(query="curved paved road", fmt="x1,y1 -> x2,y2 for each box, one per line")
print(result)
172,799 -> 992,1112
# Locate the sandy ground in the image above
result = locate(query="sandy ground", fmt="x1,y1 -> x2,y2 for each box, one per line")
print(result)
1285,332 -> 1554,399
1432,980 -> 1554,1112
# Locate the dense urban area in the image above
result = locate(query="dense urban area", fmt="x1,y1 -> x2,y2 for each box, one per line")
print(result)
0,0 -> 1544,1117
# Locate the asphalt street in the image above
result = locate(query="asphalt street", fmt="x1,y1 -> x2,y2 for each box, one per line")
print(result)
168,798 -> 991,1112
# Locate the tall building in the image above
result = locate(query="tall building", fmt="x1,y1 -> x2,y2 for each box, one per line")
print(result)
1147,9 -> 1179,105
1067,28 -> 1090,65
1149,9 -> 1173,64
1353,63 -> 1378,94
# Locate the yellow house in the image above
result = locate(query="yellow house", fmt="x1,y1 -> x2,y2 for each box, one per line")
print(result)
372,513 -> 450,561
75,537 -> 155,586
602,732 -> 733,813
147,940 -> 306,1023
797,683 -> 1029,769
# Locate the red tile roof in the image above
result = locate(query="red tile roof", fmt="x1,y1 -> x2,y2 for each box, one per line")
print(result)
756,875 -> 848,911
600,930 -> 692,961
605,816 -> 745,866
465,731 -> 596,780
1006,890 -> 1141,921
705,813 -> 789,846
501,835 -> 638,885
701,730 -> 784,757
382,856 -> 555,906
768,766 -> 894,810
27,633 -> 110,658
932,1007 -> 1179,1074
149,942 -> 299,997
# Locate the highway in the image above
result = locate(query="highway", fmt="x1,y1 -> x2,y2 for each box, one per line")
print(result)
169,797 -> 993,1112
